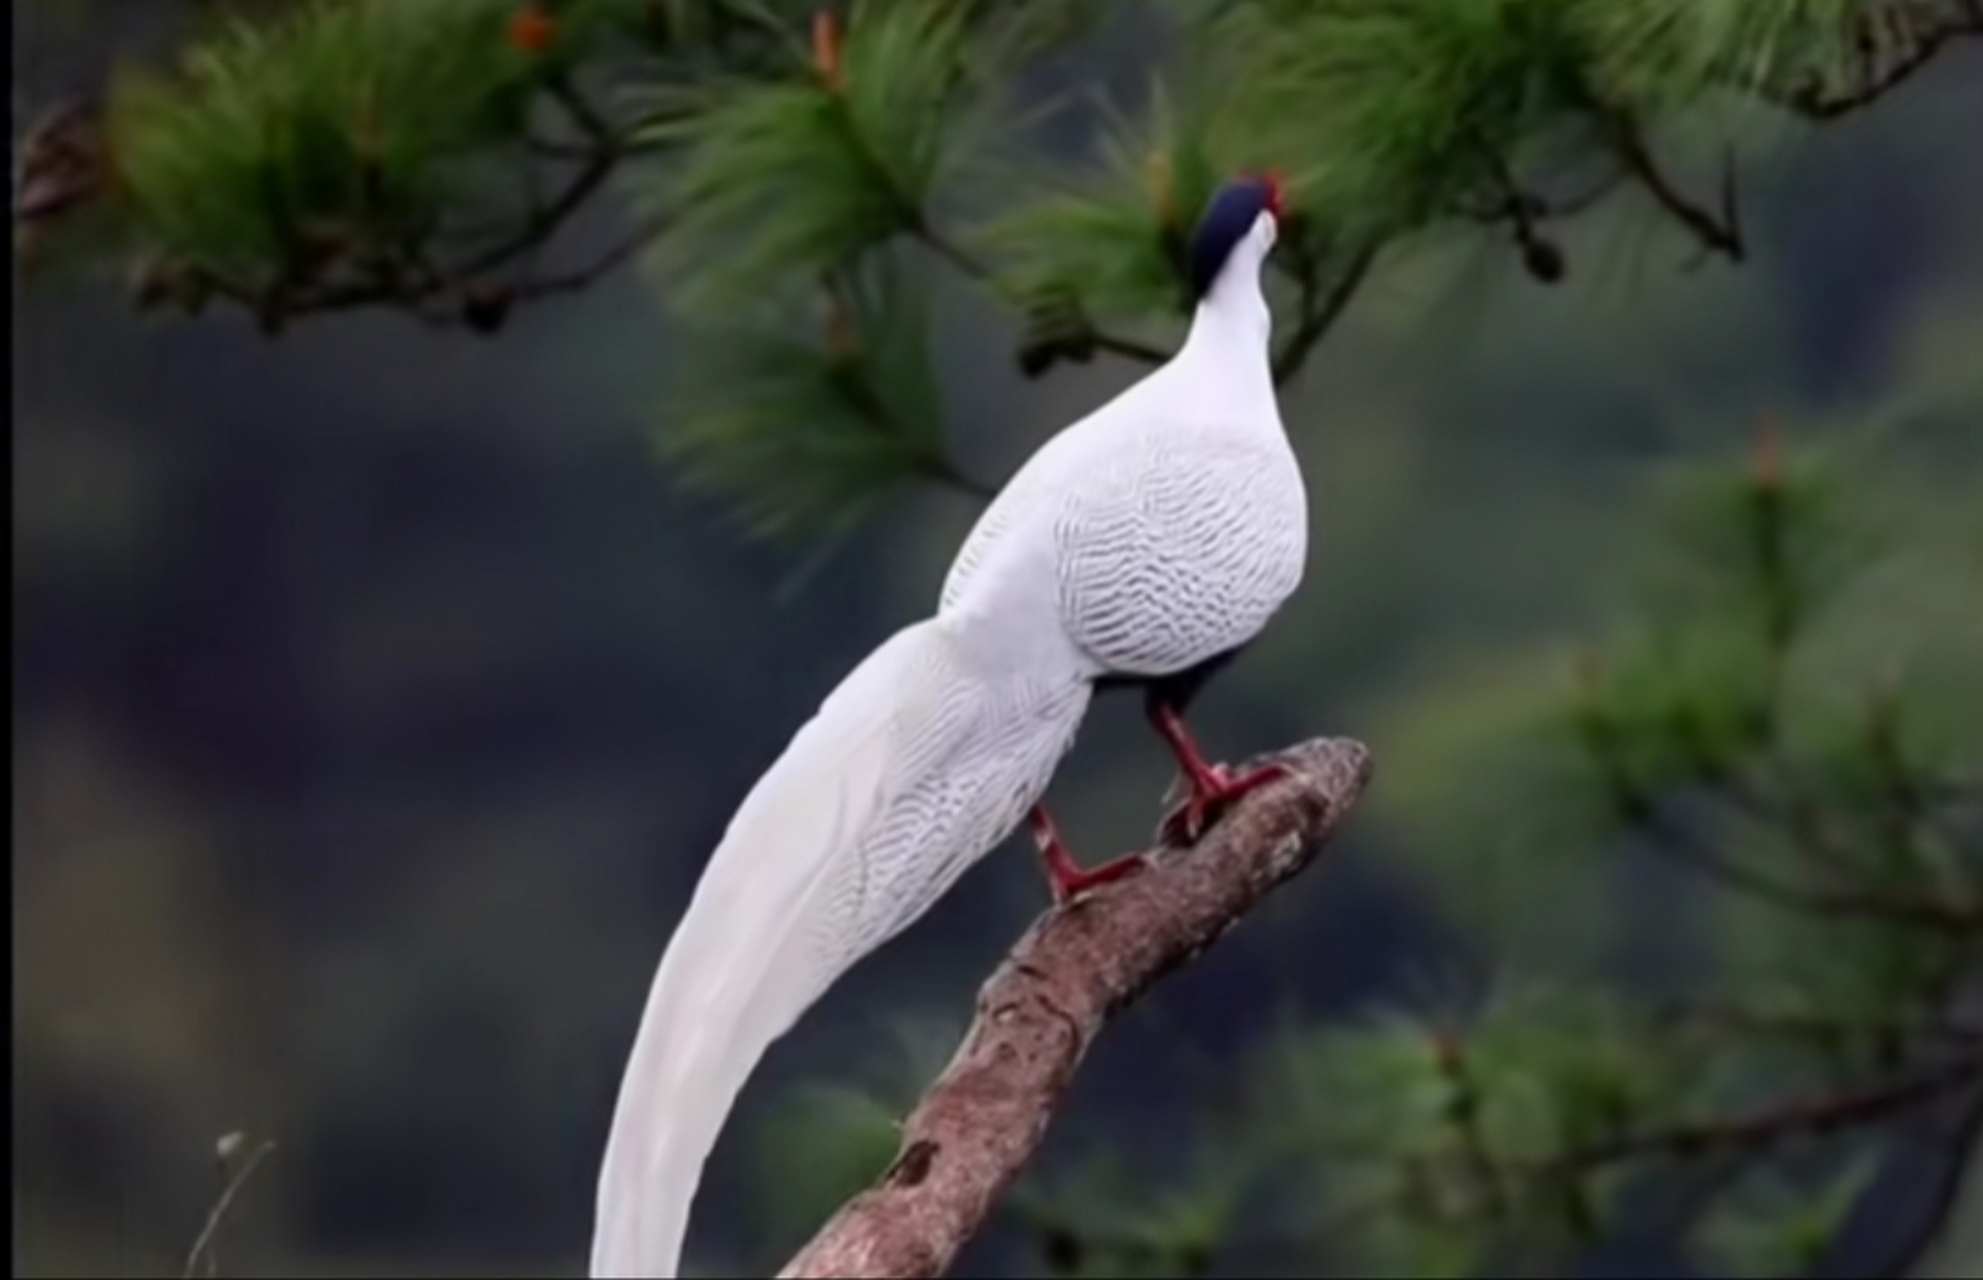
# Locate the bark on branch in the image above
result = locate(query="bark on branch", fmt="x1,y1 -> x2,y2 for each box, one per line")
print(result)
777,736 -> 1374,1280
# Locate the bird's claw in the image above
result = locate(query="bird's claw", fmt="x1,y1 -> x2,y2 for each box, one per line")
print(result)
1031,805 -> 1148,906
1159,760 -> 1292,845
1047,850 -> 1149,906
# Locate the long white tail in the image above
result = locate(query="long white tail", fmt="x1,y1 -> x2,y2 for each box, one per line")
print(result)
589,617 -> 1088,1277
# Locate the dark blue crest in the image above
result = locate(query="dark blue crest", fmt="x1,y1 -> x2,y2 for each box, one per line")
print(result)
1186,173 -> 1284,300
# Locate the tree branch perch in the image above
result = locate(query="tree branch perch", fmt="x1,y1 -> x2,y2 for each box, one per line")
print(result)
777,736 -> 1373,1279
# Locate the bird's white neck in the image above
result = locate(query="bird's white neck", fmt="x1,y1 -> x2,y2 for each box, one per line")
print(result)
1175,216 -> 1276,398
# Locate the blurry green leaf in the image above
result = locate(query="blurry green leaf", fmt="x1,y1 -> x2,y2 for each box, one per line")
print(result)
1632,438 -> 1881,635
108,0 -> 550,282
973,77 -> 1228,327
1249,1009 -> 1457,1165
1188,0 -> 1604,242
655,257 -> 963,540
1014,1138 -> 1247,1279
1347,1210 -> 1489,1280
1694,1147 -> 1882,1278
1467,982 -> 1698,1162
1571,0 -> 1876,111
750,1081 -> 901,1247
1367,643 -> 1626,953
641,0 -> 1070,311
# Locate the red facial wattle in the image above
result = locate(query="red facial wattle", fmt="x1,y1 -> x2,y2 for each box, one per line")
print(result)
1259,170 -> 1287,219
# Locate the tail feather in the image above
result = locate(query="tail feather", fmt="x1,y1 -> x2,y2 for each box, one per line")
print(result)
589,618 -> 1087,1278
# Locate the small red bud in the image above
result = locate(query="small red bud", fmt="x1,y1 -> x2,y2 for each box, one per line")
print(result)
823,285 -> 858,359
1147,152 -> 1176,229
510,3 -> 556,55
812,10 -> 844,91
1429,1028 -> 1465,1073
1752,414 -> 1784,490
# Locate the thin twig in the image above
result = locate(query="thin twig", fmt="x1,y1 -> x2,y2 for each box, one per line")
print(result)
1547,1052 -> 1983,1174
508,213 -> 674,301
1089,330 -> 1172,366
455,145 -> 620,280
1655,1002 -> 1983,1050
1266,1058 -> 1983,1262
183,1138 -> 277,1279
1636,803 -> 1981,933
1601,109 -> 1744,262
802,47 -> 1171,383
916,457 -> 999,502
547,72 -> 615,144
1272,243 -> 1378,385
1578,689 -> 1979,932
1458,127 -> 1575,283
162,67 -> 645,332
1440,1044 -> 1513,1217
816,269 -> 998,502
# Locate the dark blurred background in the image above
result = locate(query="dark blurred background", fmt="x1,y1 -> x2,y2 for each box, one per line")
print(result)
14,3 -> 1983,1276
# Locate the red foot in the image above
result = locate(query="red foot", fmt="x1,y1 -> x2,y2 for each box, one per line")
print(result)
1028,806 -> 1147,905
1152,703 -> 1291,844
1159,760 -> 1292,845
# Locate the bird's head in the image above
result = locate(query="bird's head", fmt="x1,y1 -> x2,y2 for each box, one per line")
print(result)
1186,171 -> 1285,302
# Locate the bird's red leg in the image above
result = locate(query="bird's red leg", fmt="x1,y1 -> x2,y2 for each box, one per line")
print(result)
1029,805 -> 1147,905
1150,701 -> 1291,843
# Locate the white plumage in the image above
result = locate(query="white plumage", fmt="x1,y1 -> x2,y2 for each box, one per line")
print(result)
590,183 -> 1303,1278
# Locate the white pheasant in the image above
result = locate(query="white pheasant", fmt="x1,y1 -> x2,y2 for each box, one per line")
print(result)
590,173 -> 1305,1278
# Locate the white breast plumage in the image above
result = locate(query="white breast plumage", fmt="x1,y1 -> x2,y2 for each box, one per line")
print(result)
941,209 -> 1305,687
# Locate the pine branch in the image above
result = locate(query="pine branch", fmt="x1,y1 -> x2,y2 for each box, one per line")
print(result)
1449,130 -> 1630,284
275,146 -> 661,333
1600,109 -> 1745,264
778,736 -> 1373,1279
1755,3 -> 1983,120
1655,1003 -> 1983,1051
1455,129 -> 1573,285
1272,241 -> 1378,386
1545,1051 -> 1983,1175
1088,330 -> 1172,366
182,1134 -> 277,1279
802,27 -> 987,294
175,190 -> 673,335
911,220 -> 1174,376
461,147 -> 620,277
115,72 -> 663,336
1633,797 -> 1981,933
1575,653 -> 1983,934
1435,1040 -> 1515,1219
837,157 -> 1172,380
1245,1049 -> 1983,1272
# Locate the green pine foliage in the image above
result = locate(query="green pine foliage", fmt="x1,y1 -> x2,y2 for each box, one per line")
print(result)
660,257 -> 971,539
107,0 -> 547,292
976,81 -> 1238,326
1294,438 -> 1981,1276
638,1 -> 976,312
73,0 -> 1978,530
